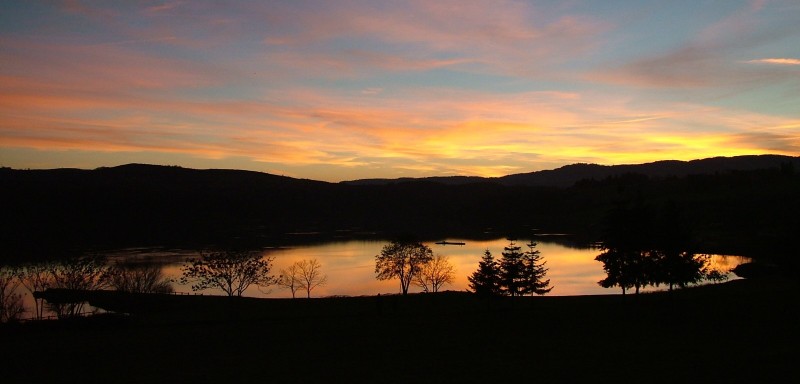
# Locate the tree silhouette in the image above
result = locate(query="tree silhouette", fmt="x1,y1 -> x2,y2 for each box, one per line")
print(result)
277,262 -> 302,299
278,259 -> 327,298
297,259 -> 327,298
597,201 -> 715,294
413,254 -> 455,293
595,203 -> 655,295
107,262 -> 173,294
596,249 -> 635,295
468,249 -> 501,296
180,250 -> 276,297
1,266 -> 25,323
705,268 -> 729,284
651,202 -> 707,290
15,262 -> 52,320
47,254 -> 111,317
499,241 -> 528,297
49,255 -> 111,291
521,241 -> 552,295
375,240 -> 433,295
497,240 -> 552,296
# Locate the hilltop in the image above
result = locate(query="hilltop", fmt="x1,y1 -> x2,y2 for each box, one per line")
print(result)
2,155 -> 799,264
343,154 -> 800,187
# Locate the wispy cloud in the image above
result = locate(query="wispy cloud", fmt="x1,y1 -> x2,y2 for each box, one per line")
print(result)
1,1 -> 799,180
747,58 -> 800,65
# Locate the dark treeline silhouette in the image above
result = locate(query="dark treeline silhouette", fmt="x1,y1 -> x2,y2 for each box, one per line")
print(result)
1,255 -> 176,322
2,156 -> 799,275
595,201 -> 714,294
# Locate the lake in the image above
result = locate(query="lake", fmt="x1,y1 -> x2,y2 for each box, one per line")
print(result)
105,237 -> 750,298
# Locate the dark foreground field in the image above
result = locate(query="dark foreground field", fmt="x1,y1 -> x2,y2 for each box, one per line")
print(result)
3,279 -> 798,384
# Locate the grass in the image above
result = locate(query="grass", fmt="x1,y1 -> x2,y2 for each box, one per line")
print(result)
3,278 -> 798,383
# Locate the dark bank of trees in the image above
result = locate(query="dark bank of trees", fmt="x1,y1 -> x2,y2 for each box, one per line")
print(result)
2,159 -> 799,275
595,201 -> 718,295
0,254 -> 176,322
1,248 -> 282,322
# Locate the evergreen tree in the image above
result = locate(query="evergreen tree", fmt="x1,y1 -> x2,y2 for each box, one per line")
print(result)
468,249 -> 501,296
499,241 -> 527,297
521,241 -> 553,295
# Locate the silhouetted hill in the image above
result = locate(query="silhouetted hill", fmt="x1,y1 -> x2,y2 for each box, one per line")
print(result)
499,155 -> 800,187
341,175 -> 488,186
3,156 -> 799,267
1,164 -> 337,256
344,155 -> 800,187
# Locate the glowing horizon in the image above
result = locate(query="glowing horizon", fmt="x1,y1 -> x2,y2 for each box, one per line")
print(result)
2,1 -> 799,182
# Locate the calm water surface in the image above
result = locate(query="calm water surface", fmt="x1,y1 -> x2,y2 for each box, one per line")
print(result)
126,238 -> 749,298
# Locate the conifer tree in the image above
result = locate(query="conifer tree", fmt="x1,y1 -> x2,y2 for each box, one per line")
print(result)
468,249 -> 502,296
521,241 -> 553,295
499,241 -> 527,297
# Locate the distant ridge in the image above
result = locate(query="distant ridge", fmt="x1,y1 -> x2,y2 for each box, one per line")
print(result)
4,154 -> 799,258
342,155 -> 800,188
7,163 -> 331,188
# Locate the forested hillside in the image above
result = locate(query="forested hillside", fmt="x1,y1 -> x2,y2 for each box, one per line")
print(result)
3,157 -> 798,269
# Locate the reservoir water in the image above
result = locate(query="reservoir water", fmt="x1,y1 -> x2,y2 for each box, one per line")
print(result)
107,237 -> 749,298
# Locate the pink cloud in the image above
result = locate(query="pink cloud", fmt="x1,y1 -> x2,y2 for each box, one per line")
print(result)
252,1 -> 608,77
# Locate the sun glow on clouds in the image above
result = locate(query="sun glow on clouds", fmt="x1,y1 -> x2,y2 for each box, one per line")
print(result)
1,1 -> 799,180
747,58 -> 800,65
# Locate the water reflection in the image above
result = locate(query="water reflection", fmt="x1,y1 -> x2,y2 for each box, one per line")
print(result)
159,239 -> 749,297
12,239 -> 752,318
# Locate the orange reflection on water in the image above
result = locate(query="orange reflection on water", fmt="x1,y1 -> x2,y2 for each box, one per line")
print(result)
11,242 -> 755,320
147,241 -> 754,298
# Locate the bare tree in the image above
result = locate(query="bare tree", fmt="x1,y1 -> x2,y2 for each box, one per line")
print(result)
277,262 -> 302,299
413,254 -> 455,293
298,259 -> 327,298
107,262 -> 173,294
47,255 -> 111,318
49,255 -> 111,291
375,241 -> 433,295
16,262 -> 53,320
1,266 -> 25,323
180,249 -> 276,297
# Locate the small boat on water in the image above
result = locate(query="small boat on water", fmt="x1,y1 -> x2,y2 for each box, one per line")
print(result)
435,241 -> 466,246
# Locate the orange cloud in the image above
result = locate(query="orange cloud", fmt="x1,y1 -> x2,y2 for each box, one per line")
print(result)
2,2 -> 798,180
747,58 -> 800,65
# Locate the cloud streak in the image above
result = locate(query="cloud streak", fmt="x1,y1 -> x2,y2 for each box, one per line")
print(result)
747,58 -> 800,65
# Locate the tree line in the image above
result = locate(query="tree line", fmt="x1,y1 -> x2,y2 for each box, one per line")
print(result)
595,201 -> 727,295
6,163 -> 798,268
374,239 -> 552,297
0,250 -> 331,323
1,254 -> 173,322
2,222 -> 730,323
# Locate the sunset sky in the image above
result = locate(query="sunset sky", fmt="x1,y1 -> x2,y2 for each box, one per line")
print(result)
1,1 -> 799,181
